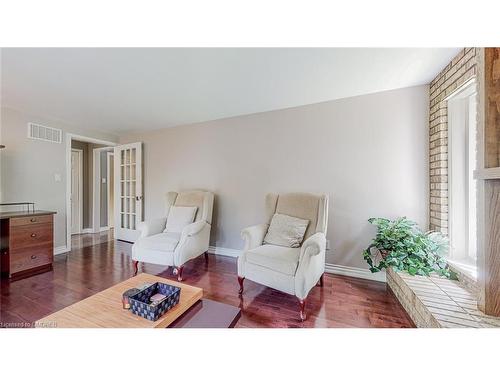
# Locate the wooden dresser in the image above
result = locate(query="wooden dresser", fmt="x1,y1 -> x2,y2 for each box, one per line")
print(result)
0,210 -> 56,279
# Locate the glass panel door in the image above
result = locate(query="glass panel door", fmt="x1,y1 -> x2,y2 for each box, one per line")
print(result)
114,142 -> 142,242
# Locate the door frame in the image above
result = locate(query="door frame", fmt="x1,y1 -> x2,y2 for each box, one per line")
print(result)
70,148 -> 84,235
65,133 -> 117,253
107,152 -> 115,229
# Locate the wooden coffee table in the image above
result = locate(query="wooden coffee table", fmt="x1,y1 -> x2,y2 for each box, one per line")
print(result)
36,273 -> 240,328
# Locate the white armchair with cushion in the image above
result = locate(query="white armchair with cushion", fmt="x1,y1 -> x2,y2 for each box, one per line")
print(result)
132,190 -> 214,281
237,192 -> 329,321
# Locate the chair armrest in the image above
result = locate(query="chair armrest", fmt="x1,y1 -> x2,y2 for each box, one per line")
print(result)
295,232 -> 327,300
180,220 -> 207,238
299,232 -> 326,261
175,221 -> 211,266
241,223 -> 269,251
137,217 -> 167,238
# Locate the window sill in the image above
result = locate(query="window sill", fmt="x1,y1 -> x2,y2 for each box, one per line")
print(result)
447,260 -> 477,279
447,260 -> 479,296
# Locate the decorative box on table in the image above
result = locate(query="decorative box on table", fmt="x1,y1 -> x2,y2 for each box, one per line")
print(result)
129,282 -> 181,321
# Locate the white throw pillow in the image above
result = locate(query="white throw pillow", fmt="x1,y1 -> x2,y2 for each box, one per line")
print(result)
164,206 -> 198,233
263,213 -> 310,248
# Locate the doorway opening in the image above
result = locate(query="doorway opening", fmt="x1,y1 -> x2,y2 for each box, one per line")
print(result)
66,134 -> 116,251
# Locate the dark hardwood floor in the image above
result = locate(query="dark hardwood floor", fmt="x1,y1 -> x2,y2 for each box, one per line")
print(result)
0,231 -> 414,328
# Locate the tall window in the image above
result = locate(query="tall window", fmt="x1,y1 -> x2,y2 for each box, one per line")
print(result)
447,82 -> 477,268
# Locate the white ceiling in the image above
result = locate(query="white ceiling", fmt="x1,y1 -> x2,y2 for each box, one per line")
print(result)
1,48 -> 460,135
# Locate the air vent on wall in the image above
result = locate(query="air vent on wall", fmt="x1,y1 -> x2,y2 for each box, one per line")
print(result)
27,122 -> 62,144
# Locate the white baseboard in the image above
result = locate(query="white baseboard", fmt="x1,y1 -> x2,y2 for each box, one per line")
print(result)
79,227 -> 109,234
324,263 -> 386,282
208,246 -> 242,258
54,245 -> 70,255
207,245 -> 386,282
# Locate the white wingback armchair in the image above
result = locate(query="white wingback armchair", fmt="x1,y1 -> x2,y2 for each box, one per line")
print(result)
132,190 -> 214,281
237,192 -> 329,321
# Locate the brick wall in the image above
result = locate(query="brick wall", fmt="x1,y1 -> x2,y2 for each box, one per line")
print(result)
429,48 -> 479,234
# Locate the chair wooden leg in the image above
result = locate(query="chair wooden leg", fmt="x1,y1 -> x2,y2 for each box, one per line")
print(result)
319,273 -> 324,287
133,260 -> 138,276
298,298 -> 307,322
176,266 -> 184,282
238,276 -> 245,295
204,251 -> 209,263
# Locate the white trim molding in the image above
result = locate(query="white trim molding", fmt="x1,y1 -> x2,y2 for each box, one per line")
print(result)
207,245 -> 386,282
80,227 -> 109,234
324,263 -> 386,282
208,246 -> 242,258
54,245 -> 69,255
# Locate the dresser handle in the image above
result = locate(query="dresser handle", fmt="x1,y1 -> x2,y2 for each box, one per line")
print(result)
30,218 -> 37,222
31,255 -> 37,259
31,233 -> 36,238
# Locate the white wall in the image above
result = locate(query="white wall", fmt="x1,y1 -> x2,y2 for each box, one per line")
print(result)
121,85 -> 430,269
0,106 -> 118,249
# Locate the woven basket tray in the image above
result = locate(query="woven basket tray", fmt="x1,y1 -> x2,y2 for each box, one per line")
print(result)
129,282 -> 181,321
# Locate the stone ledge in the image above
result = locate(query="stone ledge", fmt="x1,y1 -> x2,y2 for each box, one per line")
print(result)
387,268 -> 500,328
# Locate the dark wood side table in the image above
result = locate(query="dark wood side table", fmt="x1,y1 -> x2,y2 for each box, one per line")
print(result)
0,210 -> 57,279
169,299 -> 241,328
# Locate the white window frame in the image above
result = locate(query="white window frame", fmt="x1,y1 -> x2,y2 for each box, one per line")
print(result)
446,79 -> 478,266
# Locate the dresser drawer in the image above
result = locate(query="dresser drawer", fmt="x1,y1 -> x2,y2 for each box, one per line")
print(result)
10,223 -> 53,249
10,245 -> 53,274
10,215 -> 53,227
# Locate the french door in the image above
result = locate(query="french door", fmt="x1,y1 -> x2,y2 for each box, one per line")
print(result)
114,142 -> 143,242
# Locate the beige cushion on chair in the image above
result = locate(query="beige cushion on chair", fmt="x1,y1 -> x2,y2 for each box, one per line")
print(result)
164,206 -> 197,233
174,191 -> 207,223
246,244 -> 300,276
264,213 -> 309,248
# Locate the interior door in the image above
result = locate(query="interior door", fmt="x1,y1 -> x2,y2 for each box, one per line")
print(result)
70,149 -> 82,234
114,142 -> 143,242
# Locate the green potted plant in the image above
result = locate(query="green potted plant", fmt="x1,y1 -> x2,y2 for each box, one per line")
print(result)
363,217 -> 457,279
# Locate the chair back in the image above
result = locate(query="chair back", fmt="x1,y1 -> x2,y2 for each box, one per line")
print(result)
165,190 -> 214,224
265,192 -> 329,240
